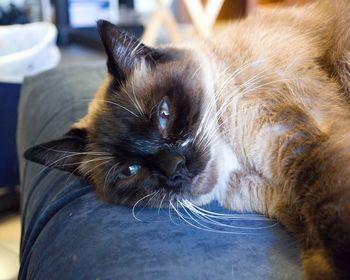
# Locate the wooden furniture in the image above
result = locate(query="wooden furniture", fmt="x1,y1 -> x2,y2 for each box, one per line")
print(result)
142,0 -> 181,45
142,0 -> 311,45
182,0 -> 225,37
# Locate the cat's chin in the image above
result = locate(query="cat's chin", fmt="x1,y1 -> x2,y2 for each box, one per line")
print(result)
189,138 -> 240,206
188,153 -> 219,206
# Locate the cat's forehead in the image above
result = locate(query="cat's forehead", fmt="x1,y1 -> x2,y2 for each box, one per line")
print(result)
125,50 -> 205,100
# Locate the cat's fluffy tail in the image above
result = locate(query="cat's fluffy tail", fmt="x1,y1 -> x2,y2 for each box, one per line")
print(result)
298,120 -> 350,279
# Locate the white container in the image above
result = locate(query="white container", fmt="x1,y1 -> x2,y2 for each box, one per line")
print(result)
0,22 -> 60,187
0,22 -> 60,83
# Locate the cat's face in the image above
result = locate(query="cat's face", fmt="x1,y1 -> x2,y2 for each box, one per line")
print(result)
85,59 -> 219,206
25,20 -> 221,207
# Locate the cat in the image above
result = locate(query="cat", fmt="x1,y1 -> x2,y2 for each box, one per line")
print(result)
24,0 -> 350,279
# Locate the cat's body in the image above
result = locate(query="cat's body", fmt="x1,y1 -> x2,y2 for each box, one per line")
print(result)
25,1 -> 350,279
211,4 -> 350,278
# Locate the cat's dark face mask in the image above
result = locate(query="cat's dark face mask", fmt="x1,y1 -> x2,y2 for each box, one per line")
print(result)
24,20 -> 219,207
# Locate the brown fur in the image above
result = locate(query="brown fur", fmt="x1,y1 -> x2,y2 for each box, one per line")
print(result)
208,1 -> 350,278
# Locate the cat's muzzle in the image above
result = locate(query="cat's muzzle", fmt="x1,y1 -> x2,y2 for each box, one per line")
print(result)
154,149 -> 187,178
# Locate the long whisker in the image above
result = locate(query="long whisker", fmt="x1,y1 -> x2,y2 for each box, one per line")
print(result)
132,191 -> 159,222
158,193 -> 167,214
103,162 -> 120,195
131,80 -> 145,116
193,51 -> 306,151
183,200 -> 269,220
171,200 -> 252,235
65,157 -> 114,186
181,200 -> 278,230
35,146 -> 110,155
79,97 -> 140,118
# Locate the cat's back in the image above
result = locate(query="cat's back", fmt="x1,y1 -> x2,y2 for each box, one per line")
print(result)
201,0 -> 350,158
212,0 -> 350,96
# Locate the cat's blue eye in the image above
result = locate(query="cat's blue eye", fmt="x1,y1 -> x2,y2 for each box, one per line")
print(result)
158,97 -> 170,131
117,164 -> 141,180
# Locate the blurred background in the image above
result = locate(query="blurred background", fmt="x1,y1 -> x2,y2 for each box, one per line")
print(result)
0,0 -> 309,279
0,0 -> 310,50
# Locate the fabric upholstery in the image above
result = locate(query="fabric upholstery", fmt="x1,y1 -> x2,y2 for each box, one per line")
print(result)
17,64 -> 302,280
0,82 -> 21,186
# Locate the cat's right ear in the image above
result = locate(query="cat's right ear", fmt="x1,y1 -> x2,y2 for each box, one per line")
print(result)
24,128 -> 88,174
97,20 -> 158,82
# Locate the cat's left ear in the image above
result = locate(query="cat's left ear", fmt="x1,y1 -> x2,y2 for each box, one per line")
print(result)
97,20 -> 160,81
24,128 -> 88,174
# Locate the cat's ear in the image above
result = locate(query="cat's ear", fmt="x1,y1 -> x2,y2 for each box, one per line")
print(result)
97,20 -> 158,80
24,128 -> 88,174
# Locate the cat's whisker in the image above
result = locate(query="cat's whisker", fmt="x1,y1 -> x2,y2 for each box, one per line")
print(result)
53,157 -> 113,173
64,157 -> 114,186
193,96 -> 220,147
192,63 -> 244,143
199,134 -> 222,153
180,200 -> 233,229
92,97 -> 141,118
180,200 -> 278,231
130,39 -> 143,57
213,54 -> 285,100
158,193 -> 167,214
103,162 -> 120,195
177,200 -> 222,230
182,200 -> 278,229
196,115 -> 221,149
212,64 -> 232,84
43,151 -> 112,170
118,85 -> 144,117
132,191 -> 159,222
131,80 -> 145,116
60,156 -> 114,168
193,59 -> 275,147
174,200 -> 251,234
170,200 -> 209,231
215,70 -> 274,117
36,146 -> 109,156
148,102 -> 159,120
79,158 -> 114,178
168,196 -> 180,225
182,199 -> 266,220
215,75 -> 305,128
106,99 -> 140,118
190,65 -> 202,80
215,53 -> 298,107
188,204 -> 274,231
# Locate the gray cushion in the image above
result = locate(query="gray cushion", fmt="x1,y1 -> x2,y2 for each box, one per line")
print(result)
17,64 -> 302,280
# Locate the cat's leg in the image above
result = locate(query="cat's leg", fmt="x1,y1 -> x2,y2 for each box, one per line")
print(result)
220,171 -> 277,215
234,102 -> 350,279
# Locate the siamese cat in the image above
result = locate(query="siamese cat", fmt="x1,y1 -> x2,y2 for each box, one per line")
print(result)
25,0 -> 350,279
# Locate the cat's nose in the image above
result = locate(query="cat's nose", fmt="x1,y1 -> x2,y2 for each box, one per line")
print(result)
155,150 -> 185,178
